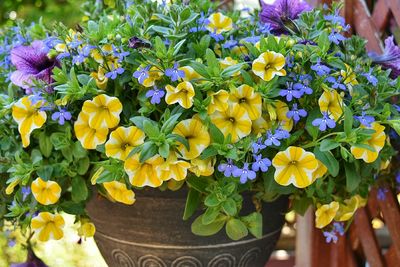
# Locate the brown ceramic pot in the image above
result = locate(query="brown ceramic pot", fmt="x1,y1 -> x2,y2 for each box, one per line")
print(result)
87,188 -> 288,267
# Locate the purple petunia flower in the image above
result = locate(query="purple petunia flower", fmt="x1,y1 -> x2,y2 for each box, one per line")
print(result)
311,58 -> 331,76
232,163 -> 257,184
51,107 -> 72,125
133,65 -> 150,84
362,69 -> 378,86
145,86 -> 165,104
10,40 -> 60,90
252,154 -> 271,172
354,112 -> 375,127
280,82 -> 303,101
259,0 -> 311,34
287,103 -> 307,122
165,62 -> 185,82
329,30 -> 346,45
105,66 -> 125,80
370,36 -> 400,78
312,112 -> 336,131
323,230 -> 338,244
218,159 -> 238,177
11,248 -> 48,267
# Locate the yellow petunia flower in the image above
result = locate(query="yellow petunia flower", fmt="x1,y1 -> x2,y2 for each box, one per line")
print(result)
334,195 -> 363,222
172,118 -> 210,160
74,112 -> 109,149
315,201 -> 339,229
105,126 -> 145,161
90,68 -> 108,90
350,122 -> 386,163
272,146 -> 319,188
12,96 -> 47,148
81,94 -> 123,129
210,104 -> 252,143
231,45 -> 249,57
251,116 -> 270,135
161,153 -> 191,181
275,101 -> 294,132
179,66 -> 202,81
165,81 -> 195,109
189,158 -> 215,177
124,154 -> 168,187
252,51 -> 286,81
31,177 -> 61,205
341,64 -> 358,86
318,90 -> 344,121
207,89 -> 229,114
229,85 -> 262,120
206,12 -> 233,34
219,57 -> 240,76
31,212 -> 65,242
142,66 -> 163,87
312,160 -> 328,181
78,220 -> 96,238
103,180 -> 136,205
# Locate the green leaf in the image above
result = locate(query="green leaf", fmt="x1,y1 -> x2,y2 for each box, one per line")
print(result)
186,176 -> 210,193
221,63 -> 245,77
209,123 -> 224,144
60,201 -> 86,215
71,176 -> 88,203
199,146 -> 218,160
39,132 -> 53,158
173,39 -> 186,56
204,193 -> 221,207
222,198 -> 237,216
168,133 -> 190,150
225,218 -> 248,240
190,61 -> 210,78
205,49 -> 219,72
183,188 -> 201,220
241,212 -> 263,238
191,214 -> 226,236
314,146 -> 339,177
36,165 -> 53,181
31,149 -> 43,165
320,139 -> 340,152
305,109 -> 321,140
345,162 -> 361,192
50,132 -> 70,150
202,207 -> 220,225
318,31 -> 330,52
139,142 -> 158,163
143,120 -> 160,138
344,106 -> 353,136
387,120 -> 400,135
292,197 -> 313,216
158,142 -> 170,158
161,113 -> 182,133
76,156 -> 90,175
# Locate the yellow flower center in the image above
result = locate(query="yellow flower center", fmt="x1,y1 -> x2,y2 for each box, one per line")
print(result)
290,160 -> 298,165
239,98 -> 247,103
229,117 -> 235,123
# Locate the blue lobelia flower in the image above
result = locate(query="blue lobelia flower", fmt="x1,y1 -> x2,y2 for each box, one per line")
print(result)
325,76 -> 346,91
145,86 -> 165,104
324,10 -> 346,27
258,22 -> 272,35
323,230 -> 338,243
377,188 -> 389,201
105,66 -> 125,80
165,62 -> 185,82
294,74 -> 313,95
333,222 -> 345,236
312,112 -> 336,131
223,35 -> 238,49
21,186 -> 31,201
218,159 -> 238,177
354,111 -> 375,127
275,127 -> 291,139
264,130 -> 281,146
329,29 -> 346,45
242,31 -> 260,44
210,30 -> 224,42
287,103 -> 307,122
251,154 -> 271,172
251,138 -> 267,153
51,107 -> 72,125
362,69 -> 378,86
232,163 -> 257,184
113,46 -> 130,62
280,82 -> 303,101
133,65 -> 150,84
311,58 -> 331,76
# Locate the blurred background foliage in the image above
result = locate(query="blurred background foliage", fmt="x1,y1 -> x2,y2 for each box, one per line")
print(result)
0,0 -> 82,26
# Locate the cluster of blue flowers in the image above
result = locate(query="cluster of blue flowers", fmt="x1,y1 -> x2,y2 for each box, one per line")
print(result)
323,222 -> 345,243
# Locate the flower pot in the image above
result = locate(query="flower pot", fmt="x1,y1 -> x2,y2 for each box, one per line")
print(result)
86,188 -> 288,267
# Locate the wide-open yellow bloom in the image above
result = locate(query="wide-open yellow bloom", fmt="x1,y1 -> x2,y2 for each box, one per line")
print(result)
318,90 -> 344,121
207,90 -> 229,114
161,153 -> 191,181
103,180 -> 136,205
334,195 -> 365,221
172,118 -> 210,160
124,154 -> 168,187
165,81 -> 195,109
31,212 -> 65,242
206,12 -> 233,34
272,146 -> 319,188
252,51 -> 286,81
315,201 -> 339,229
74,112 -> 109,149
189,158 -> 215,177
219,57 -> 240,76
229,85 -> 262,120
12,96 -> 47,148
179,66 -> 202,81
210,104 -> 252,143
105,126 -> 145,161
31,177 -> 61,205
351,122 -> 386,163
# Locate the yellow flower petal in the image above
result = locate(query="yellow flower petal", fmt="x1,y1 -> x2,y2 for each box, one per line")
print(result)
165,81 -> 195,109
81,94 -> 122,129
315,201 -> 339,229
31,212 -> 65,242
105,126 -> 145,160
103,180 -> 136,205
206,12 -> 233,34
229,85 -> 262,120
74,112 -> 109,149
31,177 -> 61,205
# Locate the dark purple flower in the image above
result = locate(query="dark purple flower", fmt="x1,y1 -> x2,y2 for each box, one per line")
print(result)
280,82 -> 303,101
259,0 -> 311,34
323,230 -> 338,243
10,40 -> 59,90
133,65 -> 150,84
370,36 -> 400,78
218,159 -> 238,177
51,107 -> 72,125
312,112 -> 336,131
232,163 -> 257,184
128,36 -> 152,49
328,30 -> 346,45
252,154 -> 271,172
354,112 -> 375,127
287,103 -> 307,122
311,58 -> 331,76
11,248 -> 48,267
145,86 -> 165,104
165,62 -> 185,82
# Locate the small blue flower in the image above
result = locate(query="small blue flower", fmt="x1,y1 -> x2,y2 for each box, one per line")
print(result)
113,46 -> 130,62
275,127 -> 290,139
21,186 -> 31,201
324,10 -> 346,27
333,222 -> 345,236
105,66 -> 125,80
145,86 -> 165,104
8,239 -> 16,247
210,30 -> 224,42
280,82 -> 303,101
258,22 -> 272,35
218,159 -> 238,177
251,154 -> 271,172
323,230 -> 338,243
232,163 -> 257,184
395,104 -> 400,112
325,76 -> 346,91
312,112 -> 336,131
311,58 -> 331,76
51,107 -> 72,125
251,138 -> 266,153
362,69 -> 378,86
354,112 -> 375,127
264,130 -> 281,146
287,103 -> 307,122
133,65 -> 150,84
165,62 -> 185,82
67,36 -> 83,49
329,30 -> 346,45
396,171 -> 400,184
223,35 -> 238,49
242,31 -> 260,44
377,188 -> 389,200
